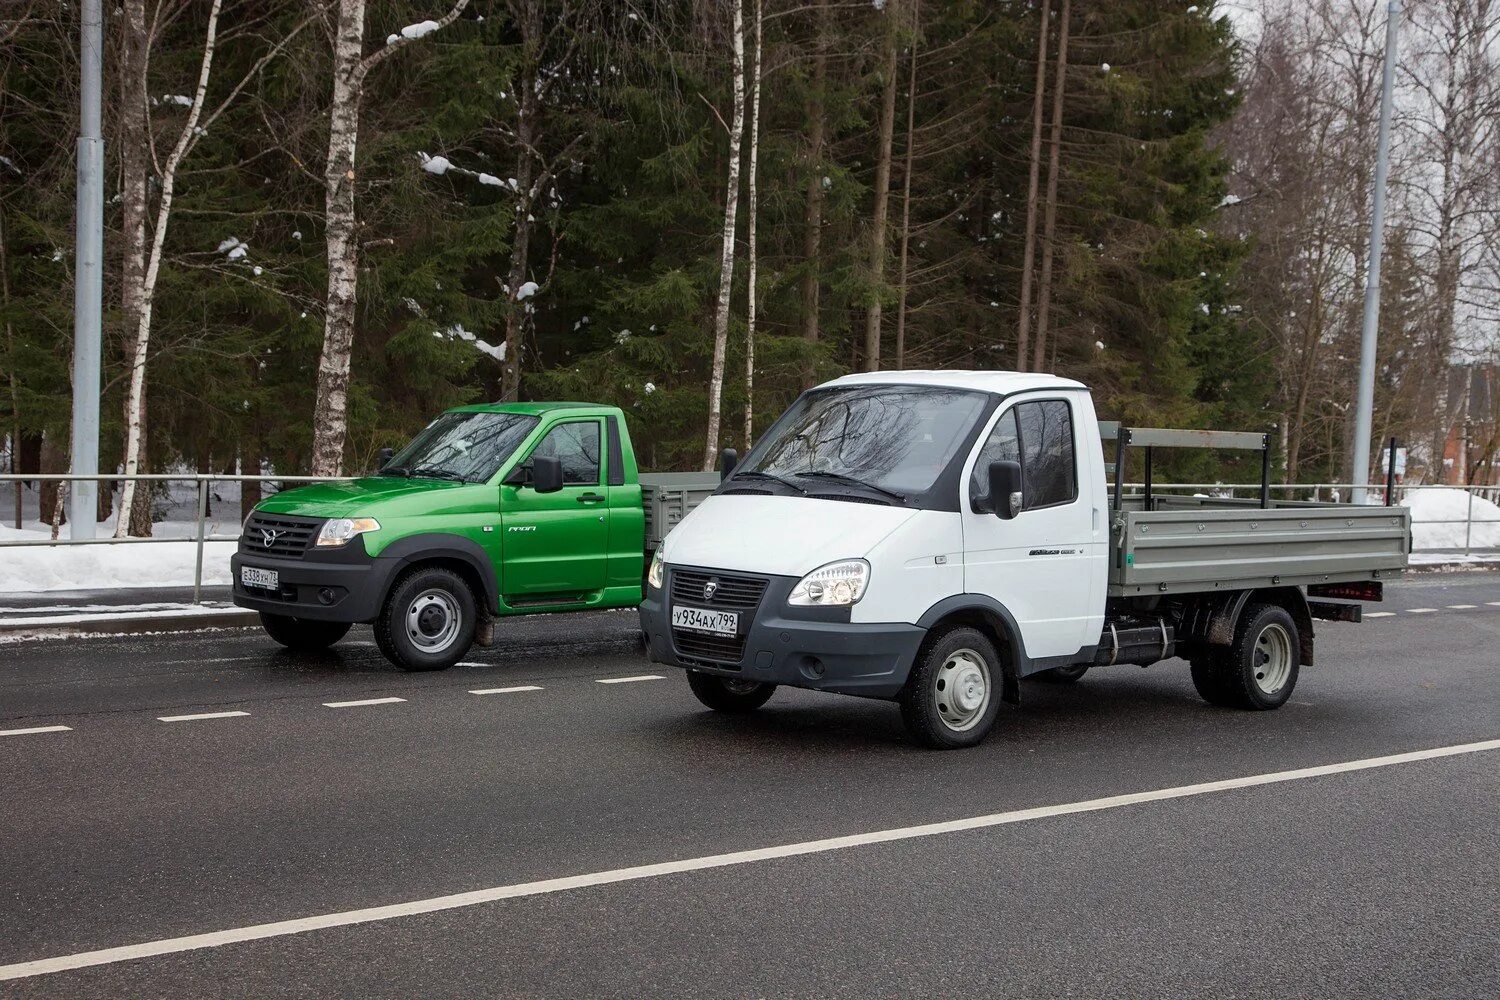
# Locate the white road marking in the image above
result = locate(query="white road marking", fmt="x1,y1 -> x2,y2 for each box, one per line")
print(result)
321,697 -> 405,709
456,662 -> 490,668
596,674 -> 665,685
1447,604 -> 1477,610
0,725 -> 71,738
4,737 -> 1496,983
1488,602 -> 1500,608
469,686 -> 542,696
156,711 -> 250,723
1406,608 -> 1437,614
1364,611 -> 1396,618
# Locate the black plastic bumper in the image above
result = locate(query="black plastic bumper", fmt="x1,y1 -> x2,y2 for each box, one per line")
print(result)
230,546 -> 396,623
639,581 -> 926,699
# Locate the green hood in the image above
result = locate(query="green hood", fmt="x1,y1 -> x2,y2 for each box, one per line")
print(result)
254,477 -> 477,519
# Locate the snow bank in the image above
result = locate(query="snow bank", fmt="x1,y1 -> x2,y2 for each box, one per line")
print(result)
1404,487 -> 1500,551
0,534 -> 238,593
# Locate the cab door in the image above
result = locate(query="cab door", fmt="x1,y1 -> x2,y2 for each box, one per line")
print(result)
500,418 -> 609,601
960,395 -> 1098,660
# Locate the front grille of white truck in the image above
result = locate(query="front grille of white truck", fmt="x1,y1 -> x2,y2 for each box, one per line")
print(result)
668,568 -> 769,666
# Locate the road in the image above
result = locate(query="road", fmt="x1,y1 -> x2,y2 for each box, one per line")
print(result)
2,572 -> 1497,998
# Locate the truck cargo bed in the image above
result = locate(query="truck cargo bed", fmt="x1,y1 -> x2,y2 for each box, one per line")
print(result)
640,472 -> 721,548
1109,495 -> 1410,596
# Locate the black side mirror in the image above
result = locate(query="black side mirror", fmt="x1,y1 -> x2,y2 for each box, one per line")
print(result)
531,455 -> 564,494
377,447 -> 395,469
988,460 -> 1023,520
720,448 -> 739,481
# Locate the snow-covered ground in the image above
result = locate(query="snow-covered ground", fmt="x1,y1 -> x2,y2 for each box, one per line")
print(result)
1403,486 -> 1500,553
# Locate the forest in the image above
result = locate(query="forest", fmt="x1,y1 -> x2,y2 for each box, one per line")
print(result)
2,0 -> 1497,534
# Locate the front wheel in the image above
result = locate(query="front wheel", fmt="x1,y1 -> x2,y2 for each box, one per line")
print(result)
686,672 -> 777,712
899,626 -> 1002,750
374,567 -> 477,671
260,612 -> 350,651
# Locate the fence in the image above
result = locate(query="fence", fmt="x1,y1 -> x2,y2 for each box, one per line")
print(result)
2,473 -> 1497,605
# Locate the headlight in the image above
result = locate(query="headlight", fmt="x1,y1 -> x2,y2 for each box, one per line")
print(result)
647,549 -> 665,590
316,517 -> 381,547
788,558 -> 870,607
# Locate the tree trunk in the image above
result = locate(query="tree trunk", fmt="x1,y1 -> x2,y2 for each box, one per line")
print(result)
1015,0 -> 1052,373
701,0 -> 747,471
310,0 -> 368,477
0,202 -> 20,528
501,13 -> 541,402
40,433 -> 66,529
744,0 -> 762,448
893,0 -> 920,371
862,1 -> 902,372
1031,0 -> 1069,373
799,0 -> 829,388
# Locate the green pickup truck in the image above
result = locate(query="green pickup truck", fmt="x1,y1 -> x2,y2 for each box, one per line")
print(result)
231,403 -> 718,670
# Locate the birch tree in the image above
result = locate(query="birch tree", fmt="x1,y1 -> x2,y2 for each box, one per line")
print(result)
800,0 -> 829,387
892,0 -> 920,370
310,0 -> 471,477
743,0 -> 762,447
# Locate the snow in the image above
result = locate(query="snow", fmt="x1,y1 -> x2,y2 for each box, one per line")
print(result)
252,266 -> 263,276
228,245 -> 248,261
643,382 -> 656,395
1219,193 -> 1243,207
0,154 -> 20,175
216,236 -> 243,252
400,20 -> 440,41
441,323 -> 506,363
1101,63 -> 1111,73
421,154 -> 453,175
515,280 -> 540,300
163,94 -> 194,107
292,230 -> 302,240
1404,487 -> 1500,552
477,173 -> 504,187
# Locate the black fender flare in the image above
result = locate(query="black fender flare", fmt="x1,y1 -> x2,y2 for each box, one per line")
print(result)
377,534 -> 500,614
1203,587 -> 1314,665
915,595 -> 1028,702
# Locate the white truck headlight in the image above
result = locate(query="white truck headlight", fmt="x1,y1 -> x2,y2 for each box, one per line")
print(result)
647,549 -> 665,590
316,517 -> 381,547
789,559 -> 870,607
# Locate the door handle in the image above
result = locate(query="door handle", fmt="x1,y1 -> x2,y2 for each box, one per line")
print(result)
577,493 -> 606,504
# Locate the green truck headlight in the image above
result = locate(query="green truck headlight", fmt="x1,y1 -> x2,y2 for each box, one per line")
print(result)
316,517 -> 381,547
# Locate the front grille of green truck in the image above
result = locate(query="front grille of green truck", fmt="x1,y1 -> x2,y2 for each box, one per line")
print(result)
240,513 -> 321,558
668,568 -> 769,665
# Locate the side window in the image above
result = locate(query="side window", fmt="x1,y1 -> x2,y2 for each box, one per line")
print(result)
1015,400 -> 1076,508
969,408 -> 1020,508
531,421 -> 601,486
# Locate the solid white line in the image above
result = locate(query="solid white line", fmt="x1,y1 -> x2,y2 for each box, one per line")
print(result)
3,737 -> 1496,983
321,697 -> 405,709
156,711 -> 250,723
469,686 -> 542,696
1447,604 -> 1478,610
0,725 -> 71,738
595,674 -> 665,685
1406,608 -> 1437,614
1363,611 -> 1396,618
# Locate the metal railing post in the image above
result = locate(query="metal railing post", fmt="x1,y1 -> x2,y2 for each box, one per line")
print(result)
193,476 -> 208,604
1464,487 -> 1474,556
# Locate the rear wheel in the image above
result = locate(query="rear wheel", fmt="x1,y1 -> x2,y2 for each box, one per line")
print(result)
686,672 -> 777,712
374,567 -> 477,671
1036,663 -> 1089,683
259,613 -> 349,651
899,626 -> 1001,750
1192,603 -> 1301,710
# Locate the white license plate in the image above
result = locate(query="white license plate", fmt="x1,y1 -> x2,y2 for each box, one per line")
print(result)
241,566 -> 279,590
671,605 -> 738,636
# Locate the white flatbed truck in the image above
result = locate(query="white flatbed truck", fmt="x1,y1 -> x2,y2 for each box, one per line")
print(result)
639,371 -> 1410,749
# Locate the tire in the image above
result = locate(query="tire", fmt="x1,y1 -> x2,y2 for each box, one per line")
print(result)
373,566 -> 477,671
260,612 -> 350,651
686,671 -> 777,712
899,626 -> 1002,750
1189,656 -> 1236,706
1035,663 -> 1089,683
1194,603 -> 1301,710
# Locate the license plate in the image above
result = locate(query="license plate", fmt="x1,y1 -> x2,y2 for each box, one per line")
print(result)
671,605 -> 738,636
241,566 -> 279,591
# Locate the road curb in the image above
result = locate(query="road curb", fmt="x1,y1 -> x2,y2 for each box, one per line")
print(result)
0,609 -> 260,640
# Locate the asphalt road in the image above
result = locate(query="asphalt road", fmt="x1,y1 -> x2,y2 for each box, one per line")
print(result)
1,572 -> 1497,997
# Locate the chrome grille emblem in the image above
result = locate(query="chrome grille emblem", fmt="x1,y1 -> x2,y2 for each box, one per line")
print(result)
261,527 -> 284,549
703,578 -> 720,601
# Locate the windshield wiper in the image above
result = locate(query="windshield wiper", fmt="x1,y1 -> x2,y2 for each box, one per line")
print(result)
410,465 -> 468,483
731,469 -> 807,495
377,466 -> 411,478
795,470 -> 906,504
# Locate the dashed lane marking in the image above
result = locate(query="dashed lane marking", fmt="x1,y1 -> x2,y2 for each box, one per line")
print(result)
0,725 -> 71,738
1447,604 -> 1478,610
1364,611 -> 1396,618
469,686 -> 542,696
321,697 -> 406,709
595,674 -> 665,685
1406,608 -> 1437,614
156,711 -> 250,723
4,737 -> 1496,983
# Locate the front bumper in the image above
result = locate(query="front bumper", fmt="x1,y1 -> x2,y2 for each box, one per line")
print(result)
639,569 -> 926,699
230,544 -> 396,623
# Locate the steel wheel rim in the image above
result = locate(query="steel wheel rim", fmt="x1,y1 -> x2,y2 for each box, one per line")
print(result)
1253,622 -> 1293,694
406,589 -> 461,652
934,647 -> 991,732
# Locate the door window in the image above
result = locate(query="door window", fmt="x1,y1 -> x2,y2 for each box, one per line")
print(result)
530,421 -> 601,485
969,400 -> 1076,511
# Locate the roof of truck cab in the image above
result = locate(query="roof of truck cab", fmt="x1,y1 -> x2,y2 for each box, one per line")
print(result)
446,401 -> 614,416
820,370 -> 1086,395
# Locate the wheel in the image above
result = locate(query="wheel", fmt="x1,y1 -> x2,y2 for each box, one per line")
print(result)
1190,655 -> 1235,706
374,567 -> 477,671
259,612 -> 350,650
1036,663 -> 1089,683
1194,603 -> 1301,710
899,626 -> 1002,749
686,671 -> 777,712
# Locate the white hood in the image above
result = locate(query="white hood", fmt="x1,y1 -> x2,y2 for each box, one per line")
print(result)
661,494 -> 917,578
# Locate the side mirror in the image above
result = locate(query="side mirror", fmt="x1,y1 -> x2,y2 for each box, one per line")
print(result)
531,455 -> 564,494
988,460 -> 1023,520
377,446 -> 395,469
719,448 -> 739,481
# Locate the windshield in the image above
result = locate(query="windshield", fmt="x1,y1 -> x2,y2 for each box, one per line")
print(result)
737,385 -> 989,499
383,411 -> 539,483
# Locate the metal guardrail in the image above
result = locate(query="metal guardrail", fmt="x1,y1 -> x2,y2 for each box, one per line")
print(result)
2,473 -> 1497,606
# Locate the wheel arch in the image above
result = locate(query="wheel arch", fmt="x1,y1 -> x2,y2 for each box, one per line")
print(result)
1197,586 -> 1314,666
915,595 -> 1025,705
378,534 -> 499,614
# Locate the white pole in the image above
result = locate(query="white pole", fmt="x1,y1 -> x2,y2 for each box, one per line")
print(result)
1350,0 -> 1401,505
69,0 -> 105,538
